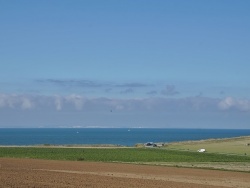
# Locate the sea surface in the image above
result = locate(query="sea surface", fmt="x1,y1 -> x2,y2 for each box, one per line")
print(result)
1,128 -> 250,146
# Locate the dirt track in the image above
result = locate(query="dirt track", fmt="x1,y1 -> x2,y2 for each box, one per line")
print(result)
1,158 -> 250,188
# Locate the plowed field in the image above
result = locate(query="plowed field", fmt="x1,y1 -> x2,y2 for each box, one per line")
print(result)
1,158 -> 250,188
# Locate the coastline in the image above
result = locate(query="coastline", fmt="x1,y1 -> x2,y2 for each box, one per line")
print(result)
1,135 -> 250,148
1,128 -> 250,147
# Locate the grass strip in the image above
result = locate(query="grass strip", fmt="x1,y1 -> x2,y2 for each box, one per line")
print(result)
1,147 -> 250,163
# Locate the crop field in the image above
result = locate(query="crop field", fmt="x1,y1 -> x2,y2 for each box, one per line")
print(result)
166,136 -> 250,156
1,136 -> 250,172
1,147 -> 250,163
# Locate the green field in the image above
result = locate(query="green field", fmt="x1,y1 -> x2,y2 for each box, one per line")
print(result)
1,136 -> 250,172
1,147 -> 250,163
166,136 -> 250,156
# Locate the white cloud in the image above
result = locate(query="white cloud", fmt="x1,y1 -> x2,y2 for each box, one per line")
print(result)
218,97 -> 234,110
0,94 -> 7,107
47,95 -> 86,111
65,94 -> 85,110
54,96 -> 63,111
20,97 -> 34,109
218,97 -> 250,111
0,94 -> 34,109
237,99 -> 250,111
0,94 -> 16,108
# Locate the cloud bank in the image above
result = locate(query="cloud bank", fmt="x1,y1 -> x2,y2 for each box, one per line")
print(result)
1,93 -> 250,112
1,93 -> 249,128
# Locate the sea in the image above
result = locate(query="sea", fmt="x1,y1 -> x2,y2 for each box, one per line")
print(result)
1,128 -> 250,147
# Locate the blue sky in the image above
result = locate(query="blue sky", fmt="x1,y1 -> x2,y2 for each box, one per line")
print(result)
0,0 -> 250,128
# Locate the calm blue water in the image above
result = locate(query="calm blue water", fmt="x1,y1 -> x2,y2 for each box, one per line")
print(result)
1,128 -> 250,146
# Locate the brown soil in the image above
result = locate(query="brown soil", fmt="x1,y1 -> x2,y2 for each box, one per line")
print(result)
1,158 -> 250,188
